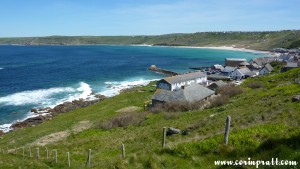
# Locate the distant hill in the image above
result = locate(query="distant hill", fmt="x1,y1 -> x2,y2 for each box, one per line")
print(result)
1,30 -> 300,50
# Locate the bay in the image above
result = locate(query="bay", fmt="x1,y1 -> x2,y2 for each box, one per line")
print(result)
0,45 -> 266,131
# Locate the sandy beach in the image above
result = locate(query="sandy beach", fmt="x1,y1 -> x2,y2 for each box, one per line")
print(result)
170,46 -> 271,54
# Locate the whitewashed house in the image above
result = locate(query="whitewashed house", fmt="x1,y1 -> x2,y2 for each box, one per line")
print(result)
221,66 -> 237,77
157,71 -> 207,91
211,64 -> 224,71
231,67 -> 255,80
259,63 -> 274,75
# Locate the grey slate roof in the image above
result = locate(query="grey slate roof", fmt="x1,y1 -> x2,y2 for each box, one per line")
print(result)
214,80 -> 227,87
239,61 -> 250,66
162,71 -> 206,84
208,80 -> 227,90
263,63 -> 274,71
222,66 -> 237,73
286,62 -> 298,68
152,89 -> 185,102
238,67 -> 252,74
152,84 -> 215,103
250,63 -> 261,69
251,58 -> 275,66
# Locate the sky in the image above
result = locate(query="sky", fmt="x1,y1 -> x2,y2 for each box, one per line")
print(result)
0,0 -> 299,37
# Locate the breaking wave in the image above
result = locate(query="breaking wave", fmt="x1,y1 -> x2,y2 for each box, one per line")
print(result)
100,78 -> 157,97
0,82 -> 93,132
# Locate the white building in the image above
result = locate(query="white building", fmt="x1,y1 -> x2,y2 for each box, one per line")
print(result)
157,71 -> 207,91
231,67 -> 256,80
259,63 -> 274,75
222,66 -> 237,77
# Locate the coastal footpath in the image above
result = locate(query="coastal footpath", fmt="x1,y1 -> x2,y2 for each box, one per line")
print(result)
1,30 -> 300,51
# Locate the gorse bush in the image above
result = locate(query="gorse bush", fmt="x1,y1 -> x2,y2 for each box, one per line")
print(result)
210,95 -> 229,108
247,81 -> 264,89
97,112 -> 148,130
217,84 -> 243,97
151,101 -> 206,113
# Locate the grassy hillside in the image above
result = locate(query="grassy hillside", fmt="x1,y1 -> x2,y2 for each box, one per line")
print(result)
0,68 -> 300,168
1,30 -> 300,50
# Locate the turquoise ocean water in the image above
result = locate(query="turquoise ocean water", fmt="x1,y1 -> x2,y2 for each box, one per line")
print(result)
0,45 -> 267,131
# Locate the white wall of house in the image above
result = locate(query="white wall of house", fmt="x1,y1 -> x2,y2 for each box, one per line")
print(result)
259,68 -> 270,75
231,69 -> 244,80
170,76 -> 207,91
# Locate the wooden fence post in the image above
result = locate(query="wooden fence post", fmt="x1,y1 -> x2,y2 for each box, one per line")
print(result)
52,150 -> 58,163
86,149 -> 91,167
22,147 -> 25,157
224,116 -> 231,145
122,144 -> 125,159
67,152 -> 71,167
29,147 -> 32,157
162,127 -> 166,148
46,147 -> 49,159
36,148 -> 40,159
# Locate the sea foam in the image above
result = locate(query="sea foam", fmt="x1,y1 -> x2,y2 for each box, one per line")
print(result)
0,82 -> 93,133
100,78 -> 156,97
55,82 -> 93,105
0,87 -> 75,106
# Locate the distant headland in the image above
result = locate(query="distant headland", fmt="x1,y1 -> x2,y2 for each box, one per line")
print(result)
1,30 -> 300,51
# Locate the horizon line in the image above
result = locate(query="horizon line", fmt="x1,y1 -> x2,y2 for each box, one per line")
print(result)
1,29 -> 300,39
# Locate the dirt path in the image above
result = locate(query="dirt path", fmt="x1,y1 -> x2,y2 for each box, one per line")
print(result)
31,120 -> 92,146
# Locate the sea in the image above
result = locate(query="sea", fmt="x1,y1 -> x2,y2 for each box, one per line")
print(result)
0,45 -> 267,132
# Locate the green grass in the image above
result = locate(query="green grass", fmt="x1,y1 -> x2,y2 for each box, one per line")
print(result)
0,69 -> 300,168
1,30 -> 300,50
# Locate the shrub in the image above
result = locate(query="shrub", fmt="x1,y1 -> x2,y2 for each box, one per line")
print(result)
247,81 -> 264,89
216,84 -> 243,97
97,112 -> 148,130
151,101 -> 206,113
210,95 -> 229,108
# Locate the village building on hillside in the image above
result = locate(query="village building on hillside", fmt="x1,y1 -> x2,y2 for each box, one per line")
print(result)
281,62 -> 299,72
211,64 -> 224,71
247,62 -> 261,70
259,63 -> 274,75
249,57 -> 276,66
152,84 -> 215,106
156,71 -> 207,91
207,80 -> 227,91
221,66 -> 237,76
231,67 -> 256,80
225,58 -> 247,67
239,61 -> 250,67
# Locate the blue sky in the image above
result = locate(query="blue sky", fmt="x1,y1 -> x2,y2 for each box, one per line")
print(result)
0,0 -> 299,37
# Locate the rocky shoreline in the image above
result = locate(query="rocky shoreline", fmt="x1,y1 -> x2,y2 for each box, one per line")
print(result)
4,94 -> 107,133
